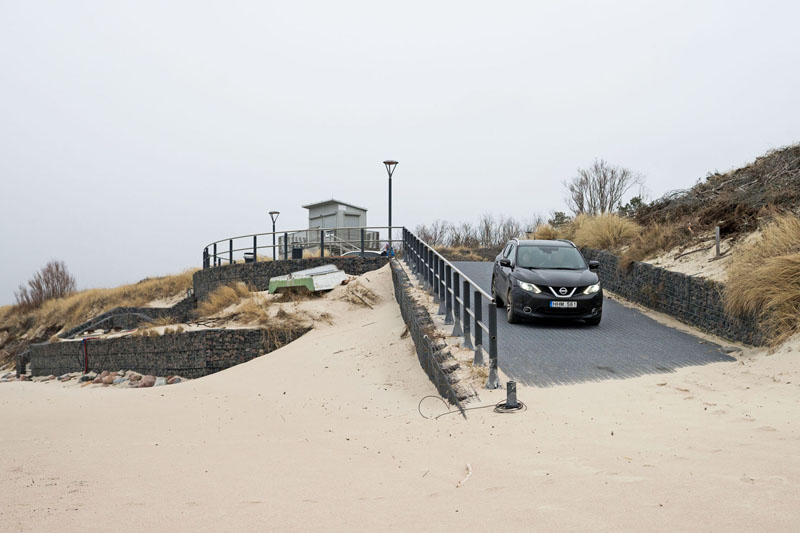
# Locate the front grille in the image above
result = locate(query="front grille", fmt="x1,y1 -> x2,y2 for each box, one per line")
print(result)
547,286 -> 589,298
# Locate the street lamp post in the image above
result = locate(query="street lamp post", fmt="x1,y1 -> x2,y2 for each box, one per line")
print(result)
382,160 -> 398,245
269,211 -> 280,260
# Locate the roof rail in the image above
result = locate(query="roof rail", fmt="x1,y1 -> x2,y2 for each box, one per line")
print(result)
556,239 -> 577,247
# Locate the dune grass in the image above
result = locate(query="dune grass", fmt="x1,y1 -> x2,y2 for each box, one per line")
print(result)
620,223 -> 683,268
724,215 -> 800,345
3,270 -> 197,335
572,213 -> 641,251
194,282 -> 251,318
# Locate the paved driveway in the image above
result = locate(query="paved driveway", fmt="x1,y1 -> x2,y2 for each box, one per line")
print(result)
452,262 -> 735,387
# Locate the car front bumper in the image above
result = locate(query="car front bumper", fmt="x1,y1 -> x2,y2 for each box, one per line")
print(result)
509,287 -> 603,320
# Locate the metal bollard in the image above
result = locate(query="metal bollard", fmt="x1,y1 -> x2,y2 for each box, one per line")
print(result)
506,381 -> 518,408
473,289 -> 483,365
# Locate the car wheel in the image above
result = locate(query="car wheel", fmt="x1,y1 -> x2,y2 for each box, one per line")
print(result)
586,314 -> 602,326
506,289 -> 519,324
492,276 -> 505,308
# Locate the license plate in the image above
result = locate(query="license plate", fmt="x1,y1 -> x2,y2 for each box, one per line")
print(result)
550,301 -> 577,308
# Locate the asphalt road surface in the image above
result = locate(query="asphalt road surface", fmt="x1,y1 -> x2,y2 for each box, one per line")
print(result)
452,261 -> 735,387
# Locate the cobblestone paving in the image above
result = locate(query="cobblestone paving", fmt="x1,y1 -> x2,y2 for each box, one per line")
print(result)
452,261 -> 735,387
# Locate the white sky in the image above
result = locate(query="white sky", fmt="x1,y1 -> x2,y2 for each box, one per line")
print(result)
1,0 -> 799,303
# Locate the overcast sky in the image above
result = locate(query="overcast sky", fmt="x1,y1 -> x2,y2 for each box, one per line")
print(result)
1,0 -> 799,304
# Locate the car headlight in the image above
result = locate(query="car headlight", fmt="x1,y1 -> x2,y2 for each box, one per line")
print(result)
583,283 -> 601,295
518,281 -> 542,293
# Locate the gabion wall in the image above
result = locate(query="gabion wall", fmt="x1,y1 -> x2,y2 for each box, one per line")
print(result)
582,248 -> 766,346
28,327 -> 310,378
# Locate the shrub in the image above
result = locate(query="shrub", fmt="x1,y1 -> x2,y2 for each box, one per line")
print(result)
572,214 -> 641,251
725,215 -> 800,345
14,260 -> 76,311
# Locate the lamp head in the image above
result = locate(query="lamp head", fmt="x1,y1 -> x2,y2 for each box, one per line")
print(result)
383,160 -> 398,178
269,211 -> 280,223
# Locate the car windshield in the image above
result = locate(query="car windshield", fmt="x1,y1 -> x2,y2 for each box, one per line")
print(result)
516,245 -> 586,270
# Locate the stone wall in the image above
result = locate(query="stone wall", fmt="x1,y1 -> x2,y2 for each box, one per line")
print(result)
389,260 -> 473,409
29,327 -> 310,378
193,257 -> 388,299
582,248 -> 766,346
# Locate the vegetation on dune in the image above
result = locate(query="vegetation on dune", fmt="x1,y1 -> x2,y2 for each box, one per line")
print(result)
724,215 -> 800,345
0,269 -> 197,366
572,214 -> 641,251
194,282 -> 251,318
636,143 -> 800,234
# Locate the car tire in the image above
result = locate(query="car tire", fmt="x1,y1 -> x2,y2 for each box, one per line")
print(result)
586,314 -> 602,326
506,289 -> 520,324
492,276 -> 505,308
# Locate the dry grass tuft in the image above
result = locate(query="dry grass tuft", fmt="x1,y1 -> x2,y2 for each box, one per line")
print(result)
572,214 -> 641,251
531,223 -> 561,240
144,316 -> 179,327
620,223 -> 684,269
237,298 -> 272,325
435,246 -> 483,262
194,282 -> 251,318
725,215 -> 800,345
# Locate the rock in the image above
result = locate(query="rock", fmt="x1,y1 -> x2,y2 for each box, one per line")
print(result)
93,377 -> 104,384
79,373 -> 97,383
129,374 -> 142,382
167,377 -> 181,385
112,377 -> 128,385
98,370 -> 110,379
59,373 -> 71,381
117,370 -> 125,376
102,375 -> 115,385
45,375 -> 55,381
139,375 -> 156,388
18,375 -> 30,381
154,377 -> 167,387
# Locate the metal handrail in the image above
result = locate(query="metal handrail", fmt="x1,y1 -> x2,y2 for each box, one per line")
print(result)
202,226 -> 404,268
401,228 -> 500,389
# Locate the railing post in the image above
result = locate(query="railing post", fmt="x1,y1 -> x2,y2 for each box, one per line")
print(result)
283,232 -> 288,260
437,259 -> 446,315
253,235 -> 257,263
229,239 -> 233,265
462,281 -> 473,349
203,247 -> 209,269
433,256 -> 442,306
444,264 -> 453,324
486,300 -> 499,389
360,228 -> 366,258
427,249 -> 435,295
452,271 -> 462,336
473,289 -> 482,360
213,243 -> 217,267
320,230 -> 325,258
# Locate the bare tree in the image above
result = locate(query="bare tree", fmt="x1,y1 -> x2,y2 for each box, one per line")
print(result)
565,159 -> 644,216
15,260 -> 77,310
414,220 -> 449,246
477,213 -> 496,247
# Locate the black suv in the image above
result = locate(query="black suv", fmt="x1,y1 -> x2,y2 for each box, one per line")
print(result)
491,239 -> 603,325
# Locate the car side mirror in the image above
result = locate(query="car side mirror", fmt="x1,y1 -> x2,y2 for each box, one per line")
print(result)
589,260 -> 600,272
499,258 -> 511,268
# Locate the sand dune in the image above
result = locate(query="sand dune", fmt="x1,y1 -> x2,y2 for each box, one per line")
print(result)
1,265 -> 799,531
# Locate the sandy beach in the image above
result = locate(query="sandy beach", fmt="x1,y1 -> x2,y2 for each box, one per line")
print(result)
1,265 -> 799,531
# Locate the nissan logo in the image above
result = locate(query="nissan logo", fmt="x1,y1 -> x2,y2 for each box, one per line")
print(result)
559,287 -> 568,295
